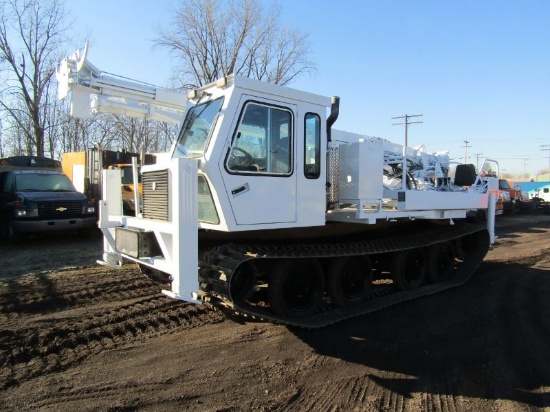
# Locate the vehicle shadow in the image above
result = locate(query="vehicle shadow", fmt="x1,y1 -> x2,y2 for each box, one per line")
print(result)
291,262 -> 550,408
0,229 -> 102,281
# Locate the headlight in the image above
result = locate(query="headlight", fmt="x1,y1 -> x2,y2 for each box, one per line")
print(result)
15,209 -> 38,217
86,206 -> 96,214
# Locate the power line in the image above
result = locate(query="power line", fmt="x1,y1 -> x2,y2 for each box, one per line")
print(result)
541,144 -> 550,173
462,140 -> 471,164
473,152 -> 483,170
391,114 -> 423,147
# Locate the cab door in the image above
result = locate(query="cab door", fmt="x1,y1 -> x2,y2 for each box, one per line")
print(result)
220,96 -> 297,226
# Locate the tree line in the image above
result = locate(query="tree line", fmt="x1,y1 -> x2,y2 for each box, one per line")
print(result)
0,0 -> 314,159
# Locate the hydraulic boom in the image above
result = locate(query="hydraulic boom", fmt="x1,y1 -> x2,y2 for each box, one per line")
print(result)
56,42 -> 187,124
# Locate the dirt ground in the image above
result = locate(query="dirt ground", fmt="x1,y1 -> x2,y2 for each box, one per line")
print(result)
1,214 -> 550,411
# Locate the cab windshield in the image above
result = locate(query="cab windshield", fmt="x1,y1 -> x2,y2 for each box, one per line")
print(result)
499,179 -> 511,189
173,97 -> 224,158
16,173 -> 76,192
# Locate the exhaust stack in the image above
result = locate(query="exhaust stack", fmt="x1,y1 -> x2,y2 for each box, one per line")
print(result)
326,96 -> 340,142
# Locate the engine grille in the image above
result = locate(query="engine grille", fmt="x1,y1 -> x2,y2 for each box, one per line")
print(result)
38,201 -> 83,218
142,169 -> 169,221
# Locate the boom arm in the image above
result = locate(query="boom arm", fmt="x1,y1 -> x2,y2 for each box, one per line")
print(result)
56,43 -> 187,124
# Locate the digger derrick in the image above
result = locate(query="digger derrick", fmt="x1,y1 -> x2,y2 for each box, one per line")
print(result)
56,42 -> 186,124
95,74 -> 498,328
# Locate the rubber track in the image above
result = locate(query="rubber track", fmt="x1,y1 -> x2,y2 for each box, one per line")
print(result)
200,222 -> 490,328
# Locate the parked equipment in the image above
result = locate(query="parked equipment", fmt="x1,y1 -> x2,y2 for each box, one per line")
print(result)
0,156 -> 96,242
514,181 -> 550,213
62,144 -> 155,216
58,50 -> 498,327
498,179 -> 530,213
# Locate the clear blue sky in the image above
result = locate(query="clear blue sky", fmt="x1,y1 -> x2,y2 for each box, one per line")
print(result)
65,0 -> 550,178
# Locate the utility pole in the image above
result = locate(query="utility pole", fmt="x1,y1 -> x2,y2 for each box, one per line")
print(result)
473,152 -> 483,171
541,144 -> 550,179
392,114 -> 423,147
462,140 -> 471,164
523,158 -> 528,180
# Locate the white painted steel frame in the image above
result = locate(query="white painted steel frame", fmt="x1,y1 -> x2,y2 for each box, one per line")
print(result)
98,159 -> 201,304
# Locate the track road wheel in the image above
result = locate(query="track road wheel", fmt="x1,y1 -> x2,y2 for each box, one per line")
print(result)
229,262 -> 256,304
427,242 -> 456,282
391,248 -> 427,290
460,230 -> 483,258
327,256 -> 373,307
268,259 -> 325,318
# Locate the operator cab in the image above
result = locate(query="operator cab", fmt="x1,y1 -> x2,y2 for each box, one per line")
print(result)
171,75 -> 330,231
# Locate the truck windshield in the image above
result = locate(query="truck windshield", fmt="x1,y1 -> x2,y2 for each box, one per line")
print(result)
16,173 -> 76,192
173,97 -> 224,158
499,180 -> 511,189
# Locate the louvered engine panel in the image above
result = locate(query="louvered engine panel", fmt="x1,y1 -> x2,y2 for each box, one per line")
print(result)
142,169 -> 169,221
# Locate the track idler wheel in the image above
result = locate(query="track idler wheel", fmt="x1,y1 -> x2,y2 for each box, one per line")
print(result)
427,241 -> 456,282
327,256 -> 373,307
268,259 -> 325,318
459,229 -> 490,259
391,248 -> 427,290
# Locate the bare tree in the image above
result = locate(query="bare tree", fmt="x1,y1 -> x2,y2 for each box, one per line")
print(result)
154,0 -> 315,88
0,117 -> 3,157
0,0 -> 68,157
110,116 -> 177,154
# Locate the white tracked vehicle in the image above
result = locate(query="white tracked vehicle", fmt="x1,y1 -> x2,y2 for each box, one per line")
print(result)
59,48 -> 498,327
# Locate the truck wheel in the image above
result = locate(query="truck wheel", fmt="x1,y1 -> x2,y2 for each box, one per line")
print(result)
391,248 -> 427,290
4,222 -> 23,244
427,242 -> 456,282
268,259 -> 325,318
77,228 -> 94,238
327,256 -> 373,307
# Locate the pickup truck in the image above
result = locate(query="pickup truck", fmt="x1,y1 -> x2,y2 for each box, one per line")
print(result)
0,156 -> 96,243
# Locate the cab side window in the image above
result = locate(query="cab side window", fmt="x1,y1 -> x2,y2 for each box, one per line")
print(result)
304,113 -> 321,179
227,102 -> 292,175
0,172 -> 14,193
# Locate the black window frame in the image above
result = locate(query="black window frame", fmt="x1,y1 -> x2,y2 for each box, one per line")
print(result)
225,100 -> 294,177
304,112 -> 321,179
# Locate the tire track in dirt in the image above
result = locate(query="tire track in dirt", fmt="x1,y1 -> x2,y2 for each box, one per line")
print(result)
419,373 -> 461,412
0,266 -> 160,315
0,265 -> 225,389
2,216 -> 549,410
286,372 -> 415,411
12,378 -> 186,411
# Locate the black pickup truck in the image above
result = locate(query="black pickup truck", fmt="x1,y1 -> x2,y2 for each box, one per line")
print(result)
0,156 -> 96,243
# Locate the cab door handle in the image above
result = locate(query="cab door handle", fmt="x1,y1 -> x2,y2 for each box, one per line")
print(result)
231,183 -> 249,196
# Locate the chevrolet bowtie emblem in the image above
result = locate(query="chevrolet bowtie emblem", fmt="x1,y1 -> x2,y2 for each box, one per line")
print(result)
56,206 -> 68,212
